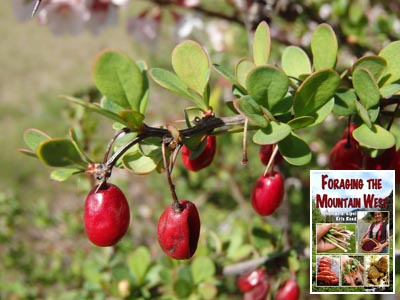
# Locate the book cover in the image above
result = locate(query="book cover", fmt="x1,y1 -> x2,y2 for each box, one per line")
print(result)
310,170 -> 395,294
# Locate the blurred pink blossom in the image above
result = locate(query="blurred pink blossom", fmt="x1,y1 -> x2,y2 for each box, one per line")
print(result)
86,0 -> 119,34
38,0 -> 90,35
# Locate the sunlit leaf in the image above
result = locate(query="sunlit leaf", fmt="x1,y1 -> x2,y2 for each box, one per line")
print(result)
311,24 -> 338,70
172,40 -> 210,97
191,256 -> 216,284
352,68 -> 380,109
122,151 -> 161,175
353,124 -> 395,149
50,168 -> 84,182
355,100 -> 372,127
334,89 -> 357,116
281,46 -> 311,78
253,121 -> 292,144
92,50 -> 144,111
235,58 -> 254,88
128,246 -> 151,285
379,41 -> 400,85
293,69 -> 339,117
380,83 -> 400,98
352,55 -> 387,82
253,21 -> 270,65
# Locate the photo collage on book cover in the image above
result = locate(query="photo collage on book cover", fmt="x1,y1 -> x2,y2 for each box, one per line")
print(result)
315,210 -> 390,288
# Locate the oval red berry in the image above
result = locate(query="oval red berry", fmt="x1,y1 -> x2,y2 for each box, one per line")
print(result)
157,200 -> 201,260
181,135 -> 216,171
84,183 -> 130,247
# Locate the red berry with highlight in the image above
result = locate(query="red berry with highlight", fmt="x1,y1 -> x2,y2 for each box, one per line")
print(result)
237,269 -> 269,293
251,171 -> 284,216
84,183 -> 130,247
275,278 -> 300,300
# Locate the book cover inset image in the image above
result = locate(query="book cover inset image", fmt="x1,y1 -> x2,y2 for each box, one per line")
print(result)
310,170 -> 395,294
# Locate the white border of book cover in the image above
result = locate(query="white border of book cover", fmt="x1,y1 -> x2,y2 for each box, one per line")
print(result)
310,170 -> 395,294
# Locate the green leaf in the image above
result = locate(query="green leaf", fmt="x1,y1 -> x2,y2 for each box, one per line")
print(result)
287,116 -> 315,130
122,151 -> 161,175
150,68 -> 205,109
293,69 -> 340,117
173,279 -> 193,299
92,50 -> 144,111
50,168 -> 84,182
380,83 -> 400,98
69,128 -> 93,163
171,40 -> 210,97
23,128 -> 51,152
198,282 -> 218,300
281,46 -> 311,78
352,68 -> 380,110
352,55 -> 387,82
138,137 -> 162,157
311,24 -> 338,70
128,246 -> 151,285
379,41 -> 400,85
136,60 -> 150,114
253,21 -> 270,65
233,96 -> 268,127
62,95 -> 131,128
334,89 -> 357,116
310,98 -> 335,126
246,66 -> 289,113
355,100 -> 372,127
118,110 -> 145,130
190,256 -> 216,285
235,58 -> 254,88
38,139 -> 86,167
212,63 -> 246,94
353,124 -> 395,149
277,133 -> 312,166
252,121 -> 292,144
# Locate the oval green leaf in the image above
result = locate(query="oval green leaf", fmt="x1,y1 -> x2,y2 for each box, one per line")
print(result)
353,68 -> 380,110
235,58 -> 254,88
191,256 -> 216,284
333,89 -> 357,116
23,128 -> 51,152
128,246 -> 151,285
233,96 -> 268,128
172,40 -> 210,96
281,46 -> 311,79
246,66 -> 289,113
92,50 -> 144,111
38,138 -> 86,167
311,24 -> 338,70
380,83 -> 400,98
118,110 -> 145,131
353,124 -> 395,149
252,121 -> 292,145
253,21 -> 271,65
277,133 -> 312,166
379,41 -> 400,85
293,69 -> 340,117
354,100 -> 372,127
288,116 -> 315,130
122,151 -> 161,175
352,55 -> 387,82
50,168 -> 84,182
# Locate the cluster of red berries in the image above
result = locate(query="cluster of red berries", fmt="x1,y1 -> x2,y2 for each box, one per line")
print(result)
237,269 -> 299,300
329,123 -> 400,180
83,136 -> 287,258
83,135 -> 216,260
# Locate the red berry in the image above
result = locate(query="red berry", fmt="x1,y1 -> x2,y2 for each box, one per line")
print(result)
259,144 -> 282,166
364,147 -> 396,170
243,281 -> 270,300
84,183 -> 130,247
251,171 -> 285,216
329,139 -> 363,170
237,269 -> 269,292
181,136 -> 216,171
275,278 -> 300,300
157,200 -> 201,260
